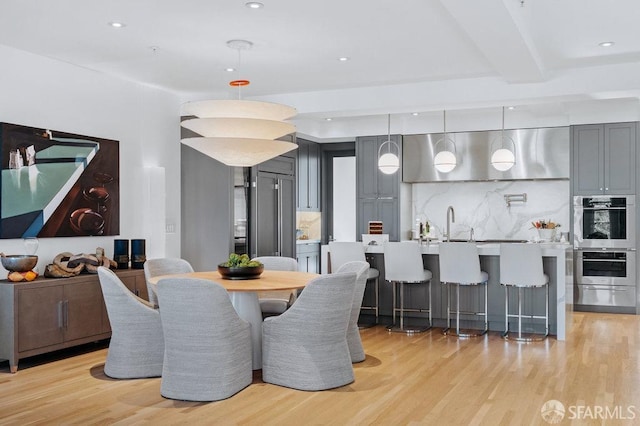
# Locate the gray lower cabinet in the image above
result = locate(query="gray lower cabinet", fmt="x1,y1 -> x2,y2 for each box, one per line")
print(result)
296,243 -> 320,273
251,157 -> 296,258
0,269 -> 145,373
356,135 -> 401,241
572,122 -> 637,195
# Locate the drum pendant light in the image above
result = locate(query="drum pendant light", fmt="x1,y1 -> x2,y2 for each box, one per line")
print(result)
491,106 -> 516,171
433,110 -> 457,173
378,114 -> 400,175
180,40 -> 297,167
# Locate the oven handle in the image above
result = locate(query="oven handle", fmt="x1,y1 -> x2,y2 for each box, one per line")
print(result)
577,207 -> 627,210
581,259 -> 627,263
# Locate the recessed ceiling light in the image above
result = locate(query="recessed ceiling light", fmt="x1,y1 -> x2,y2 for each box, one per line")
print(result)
108,21 -> 126,28
599,41 -> 615,47
245,2 -> 264,9
338,57 -> 350,62
507,106 -> 515,110
225,67 -> 235,72
412,112 -> 419,116
325,118 -> 333,121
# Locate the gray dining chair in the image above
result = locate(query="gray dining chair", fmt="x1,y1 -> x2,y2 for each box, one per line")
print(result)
251,256 -> 298,317
156,277 -> 252,401
97,266 -> 164,379
335,261 -> 370,363
143,258 -> 194,307
262,271 -> 356,391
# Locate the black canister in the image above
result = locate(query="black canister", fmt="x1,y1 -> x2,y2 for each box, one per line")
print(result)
131,239 -> 146,269
113,239 -> 129,269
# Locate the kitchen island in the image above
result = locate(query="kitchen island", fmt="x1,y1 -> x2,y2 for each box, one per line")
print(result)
321,242 -> 573,340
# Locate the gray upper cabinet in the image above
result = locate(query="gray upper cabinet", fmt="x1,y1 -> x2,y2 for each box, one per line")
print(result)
296,138 -> 321,211
573,123 -> 637,195
356,135 -> 401,241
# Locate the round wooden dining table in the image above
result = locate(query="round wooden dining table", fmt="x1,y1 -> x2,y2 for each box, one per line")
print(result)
148,270 -> 319,370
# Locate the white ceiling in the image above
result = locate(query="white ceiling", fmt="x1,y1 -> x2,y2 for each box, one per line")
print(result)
2,0 -> 640,139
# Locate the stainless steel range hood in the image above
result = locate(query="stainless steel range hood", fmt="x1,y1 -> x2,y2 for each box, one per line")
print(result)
402,127 -> 569,182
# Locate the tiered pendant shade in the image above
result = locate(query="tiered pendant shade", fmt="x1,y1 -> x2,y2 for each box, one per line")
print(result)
180,99 -> 297,167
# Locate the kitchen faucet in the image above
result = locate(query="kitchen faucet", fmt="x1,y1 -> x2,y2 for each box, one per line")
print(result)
446,206 -> 455,242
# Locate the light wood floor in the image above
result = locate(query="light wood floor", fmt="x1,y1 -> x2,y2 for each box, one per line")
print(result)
1,311 -> 639,425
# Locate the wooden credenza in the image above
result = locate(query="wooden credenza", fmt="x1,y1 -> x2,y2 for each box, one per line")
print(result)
0,269 -> 146,373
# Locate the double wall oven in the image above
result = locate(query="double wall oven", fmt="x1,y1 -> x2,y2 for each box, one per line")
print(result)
574,195 -> 637,310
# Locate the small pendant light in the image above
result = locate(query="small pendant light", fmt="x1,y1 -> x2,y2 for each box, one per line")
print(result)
378,114 -> 400,175
491,106 -> 516,171
434,110 -> 457,173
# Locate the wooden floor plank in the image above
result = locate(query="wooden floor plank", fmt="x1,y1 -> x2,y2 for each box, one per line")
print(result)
1,312 -> 639,425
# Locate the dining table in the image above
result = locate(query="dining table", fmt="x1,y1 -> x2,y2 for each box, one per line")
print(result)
148,269 -> 319,369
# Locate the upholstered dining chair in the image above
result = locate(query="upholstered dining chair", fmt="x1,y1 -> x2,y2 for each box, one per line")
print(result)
262,271 -> 357,391
335,261 -> 370,363
143,258 -> 194,307
329,241 -> 380,326
156,277 -> 252,402
97,267 -> 164,379
251,256 -> 298,318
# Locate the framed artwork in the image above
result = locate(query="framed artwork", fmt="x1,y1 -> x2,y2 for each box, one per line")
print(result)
0,122 -> 120,238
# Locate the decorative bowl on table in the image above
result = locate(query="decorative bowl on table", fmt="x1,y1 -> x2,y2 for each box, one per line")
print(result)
217,264 -> 264,280
1,254 -> 38,272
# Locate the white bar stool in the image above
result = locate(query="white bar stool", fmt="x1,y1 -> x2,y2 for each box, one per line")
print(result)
383,241 -> 432,334
329,241 -> 380,327
439,242 -> 488,337
499,243 -> 549,341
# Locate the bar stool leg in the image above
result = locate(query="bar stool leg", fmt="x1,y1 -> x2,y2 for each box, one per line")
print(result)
456,283 -> 461,335
484,283 -> 488,333
391,281 -> 396,330
504,285 -> 509,337
545,284 -> 549,336
517,287 -> 523,340
375,276 -> 379,324
428,280 -> 432,327
400,282 -> 405,331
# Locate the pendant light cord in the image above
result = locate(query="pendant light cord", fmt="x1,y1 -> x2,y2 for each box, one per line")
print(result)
387,114 -> 391,153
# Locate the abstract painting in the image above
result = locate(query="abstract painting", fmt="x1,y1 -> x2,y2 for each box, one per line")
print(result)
0,122 -> 119,238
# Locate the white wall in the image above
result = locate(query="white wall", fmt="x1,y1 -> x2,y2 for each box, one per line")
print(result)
0,45 -> 181,274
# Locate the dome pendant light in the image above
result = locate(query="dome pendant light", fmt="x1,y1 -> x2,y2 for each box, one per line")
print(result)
378,114 -> 400,175
433,110 -> 457,173
491,106 -> 516,171
180,40 -> 297,167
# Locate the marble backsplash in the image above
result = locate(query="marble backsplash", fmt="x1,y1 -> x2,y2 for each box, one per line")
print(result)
411,180 -> 570,241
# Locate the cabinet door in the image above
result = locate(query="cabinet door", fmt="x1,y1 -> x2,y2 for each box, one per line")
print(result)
358,198 -> 378,240
254,172 -> 279,257
307,142 -> 321,210
296,140 -> 309,209
573,125 -> 604,195
279,175 -> 296,258
357,136 -> 380,198
64,280 -> 104,342
18,286 -> 64,352
604,123 -> 636,194
376,135 -> 401,198
378,198 -> 399,242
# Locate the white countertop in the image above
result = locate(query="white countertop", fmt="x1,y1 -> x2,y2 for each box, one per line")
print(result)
361,241 -> 572,256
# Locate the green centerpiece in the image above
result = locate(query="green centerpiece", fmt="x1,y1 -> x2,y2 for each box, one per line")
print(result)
218,253 -> 264,280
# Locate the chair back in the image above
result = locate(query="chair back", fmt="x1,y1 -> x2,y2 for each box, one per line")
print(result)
251,256 -> 298,271
97,266 -> 164,378
335,261 -> 370,362
281,271 -> 356,335
383,241 -> 426,283
328,242 -> 367,272
499,243 -> 547,287
438,242 -> 484,284
156,277 -> 252,401
143,258 -> 194,306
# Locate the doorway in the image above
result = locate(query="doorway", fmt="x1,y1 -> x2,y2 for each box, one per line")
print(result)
322,142 -> 356,243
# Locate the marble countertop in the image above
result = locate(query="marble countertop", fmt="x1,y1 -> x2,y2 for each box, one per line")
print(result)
361,241 -> 571,256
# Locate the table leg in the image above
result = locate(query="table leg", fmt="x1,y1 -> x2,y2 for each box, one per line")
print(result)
229,291 -> 262,370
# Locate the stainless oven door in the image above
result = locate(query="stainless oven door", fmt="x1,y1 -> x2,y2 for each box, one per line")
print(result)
573,195 -> 635,249
575,249 -> 636,286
